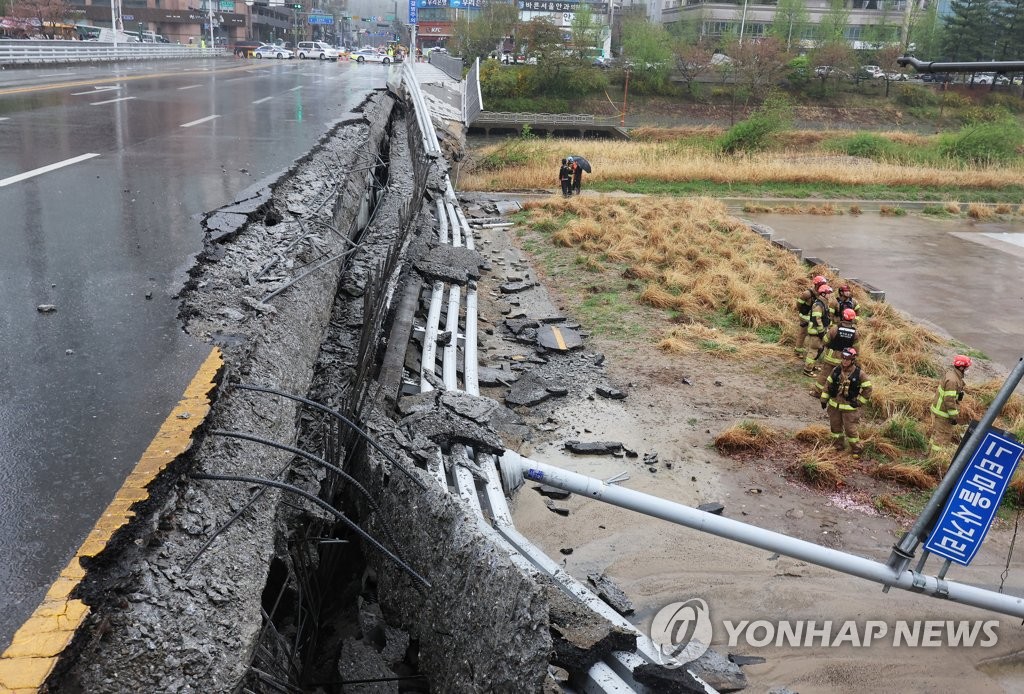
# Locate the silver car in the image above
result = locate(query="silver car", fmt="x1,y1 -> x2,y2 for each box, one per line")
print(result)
254,44 -> 293,59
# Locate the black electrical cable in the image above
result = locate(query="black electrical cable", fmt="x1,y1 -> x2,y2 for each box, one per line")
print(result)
231,383 -> 427,490
191,472 -> 430,590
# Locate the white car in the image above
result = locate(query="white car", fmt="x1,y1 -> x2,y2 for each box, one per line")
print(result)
254,44 -> 293,59
296,41 -> 338,61
974,73 -> 1010,85
350,48 -> 393,64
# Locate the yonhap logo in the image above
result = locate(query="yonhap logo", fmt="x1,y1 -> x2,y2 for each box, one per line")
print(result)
650,598 -> 713,667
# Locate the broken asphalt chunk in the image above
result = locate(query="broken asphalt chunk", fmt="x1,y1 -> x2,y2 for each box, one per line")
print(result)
596,385 -> 626,400
697,502 -> 725,515
499,280 -> 536,294
564,441 -> 623,455
536,324 -> 583,351
587,573 -> 635,616
535,484 -> 572,500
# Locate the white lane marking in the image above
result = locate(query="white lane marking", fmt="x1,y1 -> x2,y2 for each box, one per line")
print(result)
288,86 -> 302,92
180,114 -> 220,128
70,86 -> 121,95
252,96 -> 273,104
91,96 -> 136,106
41,72 -> 74,77
0,153 -> 101,188
0,117 -> 9,122
177,84 -> 202,91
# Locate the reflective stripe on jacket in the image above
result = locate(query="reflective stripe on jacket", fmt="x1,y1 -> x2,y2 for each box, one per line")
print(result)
822,323 -> 857,365
823,364 -> 872,411
807,297 -> 831,336
930,367 -> 965,419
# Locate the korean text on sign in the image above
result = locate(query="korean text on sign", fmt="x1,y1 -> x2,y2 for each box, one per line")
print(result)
925,432 -> 1023,566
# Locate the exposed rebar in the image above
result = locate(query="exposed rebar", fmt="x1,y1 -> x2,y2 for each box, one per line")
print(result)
191,472 -> 430,590
232,383 -> 428,490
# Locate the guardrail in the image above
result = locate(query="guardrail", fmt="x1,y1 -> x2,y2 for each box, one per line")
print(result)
0,40 -> 226,65
474,111 -> 598,124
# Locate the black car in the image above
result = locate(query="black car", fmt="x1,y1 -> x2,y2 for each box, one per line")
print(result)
920,72 -> 952,83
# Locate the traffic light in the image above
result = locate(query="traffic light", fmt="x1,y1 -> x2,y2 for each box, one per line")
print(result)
291,3 -> 302,8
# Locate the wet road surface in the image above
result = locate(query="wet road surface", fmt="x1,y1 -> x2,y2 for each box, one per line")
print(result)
739,211 -> 1024,371
0,57 -> 391,648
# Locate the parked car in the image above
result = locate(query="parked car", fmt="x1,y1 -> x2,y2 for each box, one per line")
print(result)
254,44 -> 293,59
859,64 -> 884,79
351,48 -> 392,64
973,72 -> 1010,85
920,72 -> 952,83
883,71 -> 908,81
296,41 -> 338,61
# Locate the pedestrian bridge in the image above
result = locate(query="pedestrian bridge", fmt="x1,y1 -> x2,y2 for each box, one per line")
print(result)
468,111 -> 630,139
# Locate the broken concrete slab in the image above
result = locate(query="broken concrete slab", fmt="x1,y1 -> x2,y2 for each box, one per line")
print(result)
439,391 -> 500,424
204,211 -> 249,243
697,502 -> 725,516
535,484 -> 572,500
632,662 -> 709,693
586,573 -> 635,616
543,583 -> 636,675
478,366 -> 518,387
504,318 -> 540,335
689,647 -> 749,692
494,200 -> 522,216
413,244 -> 487,285
564,441 -> 623,455
537,324 -> 583,352
505,372 -> 568,408
728,654 -> 766,667
500,281 -> 536,294
544,498 -> 570,516
397,405 -> 504,455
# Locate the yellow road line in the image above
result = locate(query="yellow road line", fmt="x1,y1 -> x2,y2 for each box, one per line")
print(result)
550,326 -> 567,351
0,348 -> 222,693
0,64 -> 254,97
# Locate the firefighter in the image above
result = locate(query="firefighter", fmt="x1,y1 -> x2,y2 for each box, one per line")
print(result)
794,275 -> 829,357
813,308 -> 859,397
833,284 -> 859,321
929,354 -> 971,451
802,284 -> 833,376
820,347 -> 873,456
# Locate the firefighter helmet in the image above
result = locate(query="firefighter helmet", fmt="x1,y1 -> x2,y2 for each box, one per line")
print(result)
841,347 -> 858,360
818,284 -> 833,294
842,308 -> 857,321
812,275 -> 828,286
953,355 -> 972,369
839,284 -> 851,294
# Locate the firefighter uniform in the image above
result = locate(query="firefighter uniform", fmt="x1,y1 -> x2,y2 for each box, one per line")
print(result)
833,286 -> 859,321
929,366 -> 966,451
813,319 -> 858,397
820,358 -> 872,455
802,292 -> 832,376
794,287 -> 817,356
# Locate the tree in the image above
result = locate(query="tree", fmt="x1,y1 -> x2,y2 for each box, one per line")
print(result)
570,4 -> 602,62
619,17 -> 673,93
451,0 -> 520,61
12,0 -> 70,39
723,36 -> 790,102
519,16 -> 572,83
992,0 -> 1024,60
907,1 -> 942,57
811,41 -> 854,90
672,38 -> 717,95
767,0 -> 810,52
875,43 -> 906,96
940,0 -> 995,61
817,0 -> 850,44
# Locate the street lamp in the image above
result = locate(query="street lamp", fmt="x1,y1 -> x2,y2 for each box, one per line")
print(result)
738,0 -> 748,44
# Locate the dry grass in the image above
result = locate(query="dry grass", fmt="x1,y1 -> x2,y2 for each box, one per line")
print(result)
870,462 -> 936,489
967,203 -> 996,219
793,424 -> 831,445
714,420 -> 783,452
943,201 -> 962,214
792,448 -> 848,489
460,138 -> 1024,192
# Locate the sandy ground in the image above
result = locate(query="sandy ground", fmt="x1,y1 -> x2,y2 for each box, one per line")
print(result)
468,193 -> 1024,694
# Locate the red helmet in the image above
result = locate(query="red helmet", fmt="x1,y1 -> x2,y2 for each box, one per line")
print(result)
842,347 -> 858,359
839,284 -> 851,294
818,284 -> 833,294
842,308 -> 857,321
953,355 -> 972,369
812,275 -> 828,287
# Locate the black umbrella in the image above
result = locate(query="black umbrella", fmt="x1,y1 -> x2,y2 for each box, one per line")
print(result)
567,155 -> 592,174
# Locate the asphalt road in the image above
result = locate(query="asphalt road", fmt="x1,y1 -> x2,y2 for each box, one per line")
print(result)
0,56 -> 392,649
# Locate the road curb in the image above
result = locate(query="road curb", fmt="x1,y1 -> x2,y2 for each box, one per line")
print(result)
0,348 -> 222,693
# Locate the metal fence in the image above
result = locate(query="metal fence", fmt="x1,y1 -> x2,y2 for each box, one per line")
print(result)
0,40 -> 225,65
463,57 -> 482,126
427,50 -> 462,81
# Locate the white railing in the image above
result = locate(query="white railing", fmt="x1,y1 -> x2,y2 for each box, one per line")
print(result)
0,40 -> 226,65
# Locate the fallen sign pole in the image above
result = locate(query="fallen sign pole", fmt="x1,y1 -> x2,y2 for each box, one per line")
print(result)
499,450 -> 1024,620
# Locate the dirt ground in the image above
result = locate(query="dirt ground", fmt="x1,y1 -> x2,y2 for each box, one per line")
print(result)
465,192 -> 1024,694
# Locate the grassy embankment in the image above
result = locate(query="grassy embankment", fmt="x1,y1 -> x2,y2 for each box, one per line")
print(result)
461,130 -> 1024,208
465,153 -> 1024,514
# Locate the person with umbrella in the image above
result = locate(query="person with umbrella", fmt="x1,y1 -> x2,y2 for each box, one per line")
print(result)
567,155 -> 591,195
558,158 -> 573,197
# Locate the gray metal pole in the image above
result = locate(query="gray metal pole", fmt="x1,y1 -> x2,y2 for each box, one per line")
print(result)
500,452 -> 1024,620
888,357 -> 1024,574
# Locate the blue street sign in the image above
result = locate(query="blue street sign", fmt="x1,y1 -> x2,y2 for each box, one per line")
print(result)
308,14 -> 333,24
409,0 -> 417,25
925,431 -> 1023,566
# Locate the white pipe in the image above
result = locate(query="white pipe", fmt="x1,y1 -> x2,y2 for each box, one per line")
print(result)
442,285 -> 460,390
502,455 -> 1024,620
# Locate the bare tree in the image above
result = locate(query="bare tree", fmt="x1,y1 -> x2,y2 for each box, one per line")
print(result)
673,39 -> 717,96
727,36 -> 791,102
